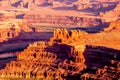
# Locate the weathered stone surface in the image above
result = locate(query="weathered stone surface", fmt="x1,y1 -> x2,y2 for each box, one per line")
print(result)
0,28 -> 120,79
81,60 -> 120,80
50,28 -> 87,44
23,14 -> 102,27
0,40 -> 86,79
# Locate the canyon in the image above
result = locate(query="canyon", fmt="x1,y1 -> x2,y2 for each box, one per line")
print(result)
0,0 -> 120,80
0,25 -> 120,79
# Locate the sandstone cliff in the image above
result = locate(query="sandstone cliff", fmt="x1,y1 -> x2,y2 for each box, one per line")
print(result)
0,29 -> 120,80
23,14 -> 101,27
0,41 -> 86,80
50,28 -> 87,44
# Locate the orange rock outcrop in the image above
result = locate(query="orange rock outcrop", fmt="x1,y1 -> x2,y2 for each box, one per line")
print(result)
0,40 -> 86,79
50,28 -> 87,44
0,28 -> 120,79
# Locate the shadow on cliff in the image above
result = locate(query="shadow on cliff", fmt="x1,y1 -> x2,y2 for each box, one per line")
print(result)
39,2 -> 53,7
83,45 -> 120,74
0,57 -> 16,70
0,31 -> 52,70
69,22 -> 109,33
69,26 -> 107,33
45,43 -> 120,79
45,43 -> 71,60
16,14 -> 25,19
70,27 -> 103,33
77,4 -> 116,13
45,43 -> 81,80
52,6 -> 76,11
12,1 -> 22,7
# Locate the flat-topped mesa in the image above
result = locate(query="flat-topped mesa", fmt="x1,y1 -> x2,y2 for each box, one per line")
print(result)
50,28 -> 88,43
104,20 -> 120,32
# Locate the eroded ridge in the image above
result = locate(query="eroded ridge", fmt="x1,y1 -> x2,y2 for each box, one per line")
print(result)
24,14 -> 101,27
0,29 -> 120,80
0,40 -> 86,79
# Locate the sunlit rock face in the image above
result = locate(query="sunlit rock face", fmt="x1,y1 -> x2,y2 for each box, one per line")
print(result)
0,29 -> 87,79
0,41 -> 86,79
50,28 -> 88,44
0,29 -> 120,80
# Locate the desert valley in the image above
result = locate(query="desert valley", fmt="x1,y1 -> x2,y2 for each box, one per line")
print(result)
0,0 -> 120,80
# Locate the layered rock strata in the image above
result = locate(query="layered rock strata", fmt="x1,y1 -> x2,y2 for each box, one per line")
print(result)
0,29 -> 120,79
24,14 -> 102,27
0,41 -> 86,80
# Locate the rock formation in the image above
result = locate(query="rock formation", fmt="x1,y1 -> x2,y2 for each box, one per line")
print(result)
24,14 -> 101,27
0,40 -> 86,79
0,23 -> 20,42
50,28 -> 87,44
0,29 -> 120,79
0,20 -> 44,42
81,59 -> 120,79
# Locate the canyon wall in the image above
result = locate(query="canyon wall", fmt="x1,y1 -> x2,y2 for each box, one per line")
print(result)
23,14 -> 102,27
0,41 -> 86,80
0,29 -> 120,79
